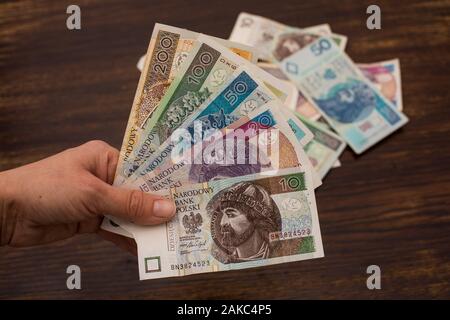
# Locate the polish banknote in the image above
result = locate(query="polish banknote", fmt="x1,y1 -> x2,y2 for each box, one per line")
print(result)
258,62 -> 322,120
115,24 -> 258,183
120,167 -> 323,280
358,59 -> 403,111
119,36 -> 294,183
229,12 -> 347,62
296,113 -> 346,178
124,66 -> 281,187
280,36 -> 408,154
124,102 -> 314,193
123,65 -> 314,186
258,60 -> 404,121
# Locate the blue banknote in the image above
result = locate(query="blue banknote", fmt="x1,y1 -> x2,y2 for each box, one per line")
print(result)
280,37 -> 408,154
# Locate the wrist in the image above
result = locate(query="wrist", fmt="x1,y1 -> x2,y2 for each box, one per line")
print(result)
0,170 -> 19,246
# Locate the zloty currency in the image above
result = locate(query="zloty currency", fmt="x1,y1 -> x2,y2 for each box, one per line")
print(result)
280,36 -> 408,154
101,104 -> 316,239
258,62 -> 321,120
101,65 -> 316,236
136,30 -> 258,72
122,35 -> 314,185
121,35 -> 293,183
256,62 -> 298,111
296,112 -> 346,179
124,65 -> 313,186
122,167 -> 323,280
358,58 -> 403,111
229,12 -> 347,62
258,60 -> 404,120
115,24 -> 258,183
124,102 -> 316,193
139,60 -> 298,114
126,66 -> 280,183
101,217 -> 133,238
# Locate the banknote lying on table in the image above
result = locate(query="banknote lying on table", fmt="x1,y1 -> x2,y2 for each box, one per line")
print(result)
102,13 -> 407,280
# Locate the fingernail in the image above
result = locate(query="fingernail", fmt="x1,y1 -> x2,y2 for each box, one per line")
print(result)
153,199 -> 176,218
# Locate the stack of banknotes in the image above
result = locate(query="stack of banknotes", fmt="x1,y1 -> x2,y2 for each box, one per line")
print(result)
102,13 -> 408,280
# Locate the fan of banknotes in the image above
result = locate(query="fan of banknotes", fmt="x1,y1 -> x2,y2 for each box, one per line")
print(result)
101,13 -> 408,280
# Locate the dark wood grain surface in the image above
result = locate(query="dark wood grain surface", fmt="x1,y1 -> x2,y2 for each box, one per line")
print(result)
1,0 -> 449,299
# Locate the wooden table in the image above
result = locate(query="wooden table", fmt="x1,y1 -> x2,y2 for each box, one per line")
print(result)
1,0 -> 449,299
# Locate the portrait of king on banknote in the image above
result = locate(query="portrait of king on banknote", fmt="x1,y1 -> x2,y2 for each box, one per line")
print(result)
206,176 -> 314,264
208,181 -> 285,263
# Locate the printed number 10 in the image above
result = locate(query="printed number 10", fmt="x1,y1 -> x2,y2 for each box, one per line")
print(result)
279,176 -> 302,191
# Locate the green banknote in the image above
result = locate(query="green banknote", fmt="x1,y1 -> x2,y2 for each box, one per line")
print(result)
296,113 -> 346,179
121,167 -> 323,280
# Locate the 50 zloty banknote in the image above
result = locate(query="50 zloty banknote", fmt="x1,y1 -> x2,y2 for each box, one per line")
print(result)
280,37 -> 408,154
258,60 -> 403,121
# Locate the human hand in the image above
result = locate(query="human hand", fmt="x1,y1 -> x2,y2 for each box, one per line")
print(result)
0,140 -> 176,252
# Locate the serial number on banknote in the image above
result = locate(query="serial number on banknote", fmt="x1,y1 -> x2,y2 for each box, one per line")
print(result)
171,260 -> 211,270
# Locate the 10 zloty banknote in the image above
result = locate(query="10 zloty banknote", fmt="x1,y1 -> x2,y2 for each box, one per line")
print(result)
120,167 -> 323,280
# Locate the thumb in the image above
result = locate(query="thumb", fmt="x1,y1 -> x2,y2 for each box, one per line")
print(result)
96,183 -> 176,225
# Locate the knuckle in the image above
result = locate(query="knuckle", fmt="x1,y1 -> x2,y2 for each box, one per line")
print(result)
104,147 -> 119,168
83,178 -> 102,199
127,190 -> 146,222
83,140 -> 109,152
80,177 -> 104,214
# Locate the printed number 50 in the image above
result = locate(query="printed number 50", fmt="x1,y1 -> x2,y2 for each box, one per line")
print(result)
311,39 -> 331,56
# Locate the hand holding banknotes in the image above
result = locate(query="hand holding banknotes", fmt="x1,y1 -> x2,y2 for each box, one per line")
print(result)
0,140 -> 176,250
